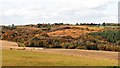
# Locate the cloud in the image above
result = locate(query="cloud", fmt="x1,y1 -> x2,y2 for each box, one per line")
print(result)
0,0 -> 119,25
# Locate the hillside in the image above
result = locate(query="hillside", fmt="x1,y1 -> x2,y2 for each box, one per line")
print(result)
48,26 -> 103,38
1,24 -> 120,52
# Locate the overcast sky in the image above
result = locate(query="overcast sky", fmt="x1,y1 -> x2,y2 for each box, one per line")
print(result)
0,0 -> 119,25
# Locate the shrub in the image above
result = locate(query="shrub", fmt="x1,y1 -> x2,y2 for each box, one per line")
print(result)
18,42 -> 25,47
63,43 -> 71,48
40,32 -> 49,37
103,45 -> 117,51
46,44 -> 53,48
118,46 -> 120,52
91,30 -> 120,43
76,45 -> 86,49
50,42 -> 62,48
105,45 -> 112,51
67,44 -> 76,49
113,45 -> 120,52
110,46 -> 116,51
68,43 -> 78,49
116,40 -> 120,45
85,41 -> 98,50
97,44 -> 103,50
17,38 -> 25,43
25,40 -> 47,47
65,35 -> 74,39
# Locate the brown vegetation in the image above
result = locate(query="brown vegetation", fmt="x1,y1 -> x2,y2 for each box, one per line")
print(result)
1,24 -> 120,52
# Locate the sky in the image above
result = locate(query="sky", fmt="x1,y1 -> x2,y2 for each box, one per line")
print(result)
0,0 -> 119,25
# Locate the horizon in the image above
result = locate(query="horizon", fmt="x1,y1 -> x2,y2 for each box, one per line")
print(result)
0,22 -> 119,26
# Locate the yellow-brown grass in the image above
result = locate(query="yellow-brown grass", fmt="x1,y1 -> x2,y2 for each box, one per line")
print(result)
48,26 -> 103,38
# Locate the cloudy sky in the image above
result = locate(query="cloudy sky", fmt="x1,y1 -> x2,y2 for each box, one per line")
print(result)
0,0 -> 119,25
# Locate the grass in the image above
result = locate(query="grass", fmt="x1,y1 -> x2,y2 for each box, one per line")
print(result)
2,49 -> 118,66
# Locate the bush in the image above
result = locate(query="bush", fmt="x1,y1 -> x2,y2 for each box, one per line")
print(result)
64,35 -> 74,39
112,45 -> 120,52
67,44 -> 76,49
91,30 -> 120,43
85,41 -> 98,50
116,40 -> 120,45
97,44 -> 103,50
76,45 -> 86,49
18,42 -> 25,47
63,43 -> 71,48
25,40 -> 47,47
40,32 -> 49,37
46,44 -> 53,48
86,45 -> 98,50
105,45 -> 112,51
50,42 -> 62,48
102,45 -> 117,51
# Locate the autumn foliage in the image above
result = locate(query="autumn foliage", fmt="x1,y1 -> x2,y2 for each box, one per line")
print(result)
1,24 -> 120,52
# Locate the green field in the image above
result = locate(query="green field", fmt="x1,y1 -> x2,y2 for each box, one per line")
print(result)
2,50 -> 119,66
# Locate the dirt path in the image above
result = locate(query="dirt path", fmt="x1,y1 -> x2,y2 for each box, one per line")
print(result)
1,40 -> 119,60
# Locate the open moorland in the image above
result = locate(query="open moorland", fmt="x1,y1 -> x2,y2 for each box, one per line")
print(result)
1,23 -> 120,66
1,23 -> 120,51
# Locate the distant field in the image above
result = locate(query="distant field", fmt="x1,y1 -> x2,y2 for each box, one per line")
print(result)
2,50 -> 118,66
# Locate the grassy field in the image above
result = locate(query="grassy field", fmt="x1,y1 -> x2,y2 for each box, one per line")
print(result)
2,50 -> 118,66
